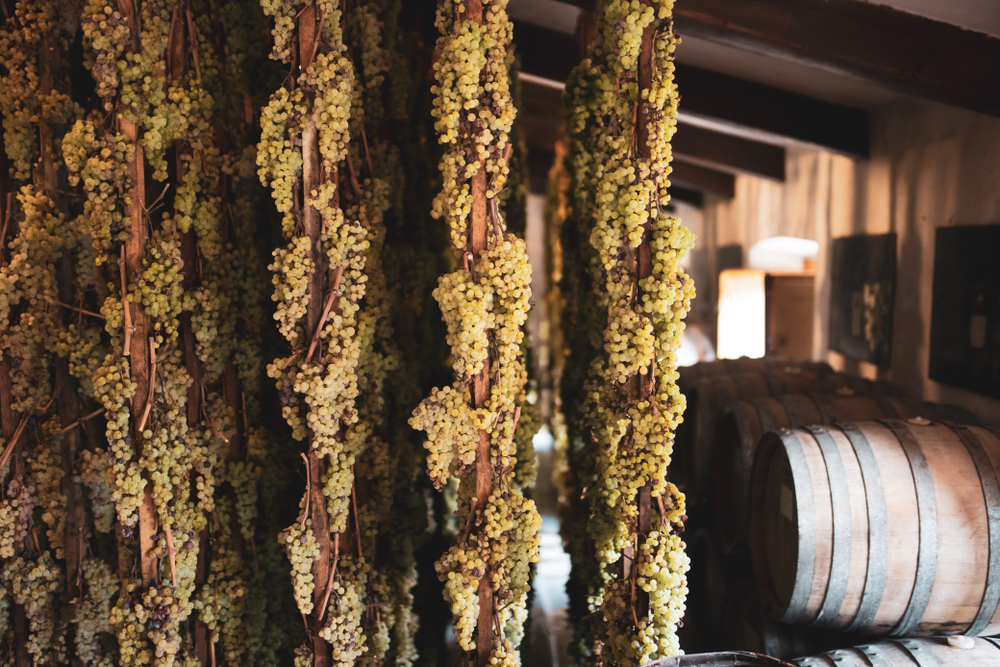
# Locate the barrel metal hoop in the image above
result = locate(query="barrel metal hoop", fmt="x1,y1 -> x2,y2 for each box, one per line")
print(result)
837,422 -> 889,633
881,420 -> 938,638
810,392 -> 835,424
780,394 -> 805,427
943,421 -> 1000,636
807,424 -> 852,627
765,372 -> 786,397
893,639 -> 941,667
780,429 -> 817,624
792,658 -> 831,667
824,649 -> 860,666
857,645 -> 892,667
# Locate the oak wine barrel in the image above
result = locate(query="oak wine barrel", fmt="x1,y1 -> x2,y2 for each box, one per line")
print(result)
679,358 -> 834,391
679,371 -> 901,503
792,637 -> 1000,666
721,582 -> 844,661
676,358 -> 835,498
750,420 -> 1000,636
683,530 -> 753,653
641,652 -> 795,667
713,394 -> 979,551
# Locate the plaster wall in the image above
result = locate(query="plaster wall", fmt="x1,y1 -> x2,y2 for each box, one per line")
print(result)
700,97 -> 1000,424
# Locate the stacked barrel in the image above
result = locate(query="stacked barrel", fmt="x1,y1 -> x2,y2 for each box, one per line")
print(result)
674,357 -> 997,664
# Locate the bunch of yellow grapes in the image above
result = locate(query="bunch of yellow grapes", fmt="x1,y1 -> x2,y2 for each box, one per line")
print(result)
559,1 -> 694,665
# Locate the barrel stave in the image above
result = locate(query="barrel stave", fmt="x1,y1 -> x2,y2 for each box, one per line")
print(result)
792,637 -> 1000,666
752,421 -> 1000,637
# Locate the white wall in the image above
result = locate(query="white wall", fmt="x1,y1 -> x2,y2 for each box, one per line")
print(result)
700,97 -> 1000,424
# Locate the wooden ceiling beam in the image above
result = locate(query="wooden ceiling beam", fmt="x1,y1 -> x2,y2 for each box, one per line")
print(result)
552,0 -> 1000,117
670,160 -> 736,198
672,124 -> 785,181
513,20 -> 870,157
671,0 -> 1000,118
675,65 -> 869,157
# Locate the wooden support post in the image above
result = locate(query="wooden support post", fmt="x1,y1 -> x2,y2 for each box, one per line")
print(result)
40,30 -> 86,666
461,2 -> 495,665
472,166 -> 493,667
297,8 -> 331,666
634,12 -> 656,624
118,116 -> 159,587
0,143 -> 30,667
0,362 -> 31,667
177,152 -> 212,665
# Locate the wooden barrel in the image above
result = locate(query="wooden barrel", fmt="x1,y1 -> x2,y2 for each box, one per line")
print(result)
721,582 -> 839,660
642,652 -> 794,666
685,530 -> 729,647
684,529 -> 752,652
679,371 -> 901,504
791,637 -> 1000,666
679,358 -> 834,391
712,394 -> 980,552
750,420 -> 1000,636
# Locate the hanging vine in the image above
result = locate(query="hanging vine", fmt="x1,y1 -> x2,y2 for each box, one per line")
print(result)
408,2 -> 540,666
559,1 -> 694,665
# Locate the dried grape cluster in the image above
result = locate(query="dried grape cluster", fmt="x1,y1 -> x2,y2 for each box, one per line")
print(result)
409,1 -> 540,664
1,0 -> 536,665
557,1 -> 694,665
258,0 -> 420,665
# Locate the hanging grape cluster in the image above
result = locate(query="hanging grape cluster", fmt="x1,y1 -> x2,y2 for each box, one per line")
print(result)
408,1 -> 541,665
557,1 -> 694,665
257,0 -> 422,664
0,0 -> 541,665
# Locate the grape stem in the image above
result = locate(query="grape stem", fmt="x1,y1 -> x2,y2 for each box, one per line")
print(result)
360,126 -> 374,180
51,407 -> 105,440
344,144 -> 363,198
459,497 -> 478,545
120,246 -> 133,357
136,337 -> 157,433
57,302 -> 106,320
164,526 -> 179,587
350,466 -> 362,558
305,265 -> 343,365
0,192 -> 13,257
300,453 -> 312,528
0,411 -> 31,475
316,534 -> 340,622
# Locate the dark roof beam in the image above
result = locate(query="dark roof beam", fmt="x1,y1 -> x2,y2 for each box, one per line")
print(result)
512,20 -> 870,157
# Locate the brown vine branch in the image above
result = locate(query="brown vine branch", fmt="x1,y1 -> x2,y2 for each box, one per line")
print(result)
459,498 -> 478,545
300,452 -> 311,528
317,534 -> 340,623
53,407 -> 105,439
136,337 -> 157,433
350,467 -> 362,559
120,246 -> 133,357
0,412 -> 31,475
360,126 -> 374,179
164,526 -> 179,588
57,302 -> 105,320
304,265 -> 343,366
0,192 -> 13,258
344,146 -> 363,198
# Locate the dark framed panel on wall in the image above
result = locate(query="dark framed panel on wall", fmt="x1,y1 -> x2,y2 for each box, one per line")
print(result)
929,224 -> 1000,399
828,233 -> 897,367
